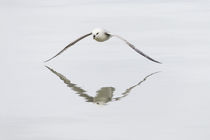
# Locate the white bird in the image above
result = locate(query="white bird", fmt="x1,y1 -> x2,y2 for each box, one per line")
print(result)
45,28 -> 161,63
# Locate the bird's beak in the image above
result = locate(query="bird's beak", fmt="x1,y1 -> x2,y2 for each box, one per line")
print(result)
93,35 -> 95,39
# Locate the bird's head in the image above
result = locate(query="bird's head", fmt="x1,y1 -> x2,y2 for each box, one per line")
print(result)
91,28 -> 108,42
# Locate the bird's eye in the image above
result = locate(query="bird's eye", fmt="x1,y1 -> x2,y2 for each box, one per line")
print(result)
96,32 -> 99,35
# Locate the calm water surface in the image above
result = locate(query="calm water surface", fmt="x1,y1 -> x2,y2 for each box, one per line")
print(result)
1,0 -> 210,140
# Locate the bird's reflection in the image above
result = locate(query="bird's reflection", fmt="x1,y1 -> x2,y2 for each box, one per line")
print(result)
46,66 -> 159,105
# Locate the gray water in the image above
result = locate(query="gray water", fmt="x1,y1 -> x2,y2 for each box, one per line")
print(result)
1,0 -> 210,140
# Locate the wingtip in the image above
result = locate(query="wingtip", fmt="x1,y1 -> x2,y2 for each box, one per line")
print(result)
45,65 -> 49,69
43,58 -> 52,63
151,60 -> 162,64
153,60 -> 162,64
152,71 -> 162,75
45,65 -> 53,71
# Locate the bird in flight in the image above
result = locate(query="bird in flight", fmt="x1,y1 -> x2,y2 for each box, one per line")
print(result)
45,28 -> 161,63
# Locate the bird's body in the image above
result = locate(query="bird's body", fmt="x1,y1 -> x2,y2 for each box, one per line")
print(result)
45,28 -> 161,64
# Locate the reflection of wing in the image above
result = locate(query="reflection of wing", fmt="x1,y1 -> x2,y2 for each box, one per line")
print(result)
113,72 -> 160,101
45,33 -> 92,62
45,66 -> 93,102
110,34 -> 161,64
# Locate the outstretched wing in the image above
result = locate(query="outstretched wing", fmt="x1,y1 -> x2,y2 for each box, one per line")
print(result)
45,33 -> 92,62
45,66 -> 94,102
111,34 -> 161,64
